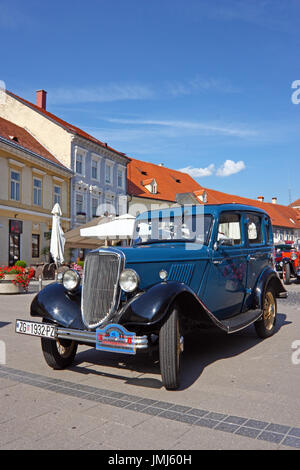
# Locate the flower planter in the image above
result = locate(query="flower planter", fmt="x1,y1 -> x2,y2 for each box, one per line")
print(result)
0,274 -> 23,294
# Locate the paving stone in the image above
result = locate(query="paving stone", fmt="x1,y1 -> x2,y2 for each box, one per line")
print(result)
152,401 -> 174,410
288,427 -> 300,438
125,402 -> 148,412
169,404 -> 192,413
224,415 -> 248,425
215,422 -> 240,433
186,408 -> 209,418
195,418 -> 219,429
141,407 -> 164,416
206,412 -> 228,421
258,431 -> 284,444
235,427 -> 261,439
137,398 -> 158,406
244,419 -> 269,430
282,436 -> 300,449
265,423 -> 291,435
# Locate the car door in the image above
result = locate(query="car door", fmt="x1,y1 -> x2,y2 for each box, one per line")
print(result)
244,212 -> 272,306
201,211 -> 248,320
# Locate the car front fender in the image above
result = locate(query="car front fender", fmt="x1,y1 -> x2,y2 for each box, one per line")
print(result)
118,281 -> 227,332
30,283 -> 85,329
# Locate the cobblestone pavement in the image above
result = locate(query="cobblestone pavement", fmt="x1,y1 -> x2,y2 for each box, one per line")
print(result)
0,282 -> 300,450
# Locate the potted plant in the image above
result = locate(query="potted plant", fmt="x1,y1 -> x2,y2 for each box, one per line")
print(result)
0,265 -> 35,294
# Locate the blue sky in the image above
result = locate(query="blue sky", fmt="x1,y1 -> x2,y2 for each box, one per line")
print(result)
1,0 -> 299,205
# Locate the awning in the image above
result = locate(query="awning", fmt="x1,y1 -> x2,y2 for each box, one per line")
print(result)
64,215 -> 113,249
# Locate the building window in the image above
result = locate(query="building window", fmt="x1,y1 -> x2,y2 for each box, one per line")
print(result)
76,193 -> 84,215
117,168 -> 124,188
33,178 -> 42,206
32,234 -> 40,258
91,159 -> 98,180
105,197 -> 116,215
92,197 -> 99,217
105,163 -> 112,184
76,154 -> 84,175
53,185 -> 61,205
10,170 -> 20,201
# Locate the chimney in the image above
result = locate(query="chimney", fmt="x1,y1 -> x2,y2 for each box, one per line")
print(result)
36,90 -> 47,110
257,196 -> 264,203
272,197 -> 277,204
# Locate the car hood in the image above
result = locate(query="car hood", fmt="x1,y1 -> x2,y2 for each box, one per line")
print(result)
94,243 -> 210,291
116,242 -> 210,263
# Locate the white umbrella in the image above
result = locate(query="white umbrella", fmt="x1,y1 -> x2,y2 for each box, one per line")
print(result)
50,203 -> 65,265
80,213 -> 135,240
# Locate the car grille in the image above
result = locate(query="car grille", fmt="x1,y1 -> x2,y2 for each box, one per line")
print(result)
81,251 -> 123,328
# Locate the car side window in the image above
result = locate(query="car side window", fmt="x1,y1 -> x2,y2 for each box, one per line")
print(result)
217,212 -> 242,245
247,214 -> 263,244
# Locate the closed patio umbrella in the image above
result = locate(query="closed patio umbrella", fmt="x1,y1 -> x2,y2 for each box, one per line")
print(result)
50,203 -> 65,266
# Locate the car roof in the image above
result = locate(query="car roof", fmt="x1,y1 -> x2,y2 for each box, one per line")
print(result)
136,203 -> 269,221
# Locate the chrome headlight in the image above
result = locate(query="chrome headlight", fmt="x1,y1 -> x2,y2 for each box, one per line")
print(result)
159,269 -> 168,281
291,252 -> 297,261
63,269 -> 81,291
119,269 -> 139,293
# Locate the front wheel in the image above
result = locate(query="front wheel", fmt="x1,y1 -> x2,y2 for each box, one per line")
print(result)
41,335 -> 78,370
159,304 -> 183,390
254,288 -> 277,338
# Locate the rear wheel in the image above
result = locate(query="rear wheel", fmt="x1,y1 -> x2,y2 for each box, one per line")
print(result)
254,288 -> 277,338
159,304 -> 183,390
282,263 -> 291,285
41,320 -> 78,369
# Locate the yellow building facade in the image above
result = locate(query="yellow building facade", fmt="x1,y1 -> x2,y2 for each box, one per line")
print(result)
0,128 -> 72,266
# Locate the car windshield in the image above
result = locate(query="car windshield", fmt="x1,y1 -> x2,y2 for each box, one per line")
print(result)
133,213 -> 213,246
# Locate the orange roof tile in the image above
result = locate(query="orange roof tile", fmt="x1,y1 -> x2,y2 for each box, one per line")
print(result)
0,116 -> 69,171
290,198 -> 300,208
127,158 -> 203,202
202,187 -> 300,229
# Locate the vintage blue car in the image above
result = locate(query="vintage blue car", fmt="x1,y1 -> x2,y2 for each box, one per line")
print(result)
16,204 -> 287,390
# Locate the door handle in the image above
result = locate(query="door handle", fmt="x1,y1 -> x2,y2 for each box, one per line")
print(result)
247,255 -> 256,261
213,260 -> 222,265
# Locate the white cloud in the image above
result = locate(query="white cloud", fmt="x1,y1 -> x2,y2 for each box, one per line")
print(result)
178,164 -> 215,178
107,118 -> 257,138
48,84 -> 155,104
178,160 -> 246,178
216,159 -> 246,177
166,76 -> 240,96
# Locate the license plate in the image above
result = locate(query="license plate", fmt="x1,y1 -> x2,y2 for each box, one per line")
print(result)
15,320 -> 56,339
96,323 -> 136,355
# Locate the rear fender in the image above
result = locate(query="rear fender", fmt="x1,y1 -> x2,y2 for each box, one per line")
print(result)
254,267 -> 287,310
30,283 -> 85,329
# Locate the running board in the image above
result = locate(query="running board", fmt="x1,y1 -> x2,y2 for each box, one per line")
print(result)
219,310 -> 262,334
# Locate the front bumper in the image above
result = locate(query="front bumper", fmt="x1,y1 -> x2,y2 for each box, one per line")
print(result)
16,320 -> 149,353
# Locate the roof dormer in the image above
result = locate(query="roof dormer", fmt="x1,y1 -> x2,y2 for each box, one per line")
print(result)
142,177 -> 158,194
